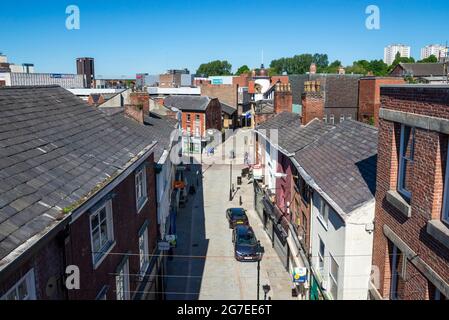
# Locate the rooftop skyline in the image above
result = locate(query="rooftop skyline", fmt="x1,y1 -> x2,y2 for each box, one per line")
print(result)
1,0 -> 448,75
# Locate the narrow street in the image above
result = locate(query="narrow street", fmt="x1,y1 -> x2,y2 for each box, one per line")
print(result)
166,129 -> 295,300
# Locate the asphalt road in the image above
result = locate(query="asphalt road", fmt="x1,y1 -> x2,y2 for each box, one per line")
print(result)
165,129 -> 294,300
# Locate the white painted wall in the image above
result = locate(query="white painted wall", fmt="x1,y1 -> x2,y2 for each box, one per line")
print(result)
310,192 -> 374,300
0,73 -> 11,86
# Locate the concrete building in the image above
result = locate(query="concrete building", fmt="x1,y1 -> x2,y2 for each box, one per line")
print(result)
371,84 -> 449,300
76,57 -> 95,88
421,44 -> 448,60
384,44 -> 411,65
0,72 -> 84,88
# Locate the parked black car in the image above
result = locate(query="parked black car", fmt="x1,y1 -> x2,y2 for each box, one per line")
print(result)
226,208 -> 249,228
232,225 -> 262,262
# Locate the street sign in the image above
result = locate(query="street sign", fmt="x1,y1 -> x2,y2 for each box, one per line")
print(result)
158,241 -> 170,251
165,234 -> 177,247
292,267 -> 308,283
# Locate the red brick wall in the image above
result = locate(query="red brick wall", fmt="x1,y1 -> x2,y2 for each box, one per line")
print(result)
274,90 -> 292,114
358,78 -> 405,126
66,153 -> 157,300
200,84 -> 238,107
373,86 -> 449,299
129,92 -> 150,114
181,111 -> 205,136
301,92 -> 324,125
205,98 -> 222,132
124,104 -> 144,123
233,75 -> 250,87
271,76 -> 289,85
0,236 -> 66,300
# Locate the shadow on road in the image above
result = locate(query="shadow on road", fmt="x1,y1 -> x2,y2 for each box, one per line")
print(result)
165,163 -> 209,300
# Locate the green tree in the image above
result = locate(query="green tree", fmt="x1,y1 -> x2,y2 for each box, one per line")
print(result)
387,52 -> 415,72
324,60 -> 342,73
270,53 -> 328,75
235,65 -> 250,75
418,54 -> 438,63
196,60 -> 232,77
345,59 -> 388,76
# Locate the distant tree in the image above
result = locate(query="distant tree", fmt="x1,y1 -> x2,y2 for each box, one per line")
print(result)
323,60 -> 342,73
235,65 -> 250,75
418,54 -> 438,63
387,52 -> 415,72
196,60 -> 232,77
270,53 -> 328,75
345,59 -> 388,76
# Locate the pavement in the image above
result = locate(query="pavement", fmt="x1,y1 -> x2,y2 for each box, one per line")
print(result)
165,129 -> 295,300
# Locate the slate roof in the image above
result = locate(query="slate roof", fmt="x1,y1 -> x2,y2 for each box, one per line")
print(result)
254,99 -> 274,114
164,95 -> 211,111
294,120 -> 378,215
221,102 -> 236,116
0,86 -> 157,265
256,112 -> 334,154
394,63 -> 446,77
289,74 -> 362,109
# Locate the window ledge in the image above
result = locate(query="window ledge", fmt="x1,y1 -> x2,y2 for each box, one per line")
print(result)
137,197 -> 148,214
426,220 -> 449,249
386,190 -> 411,218
93,241 -> 116,270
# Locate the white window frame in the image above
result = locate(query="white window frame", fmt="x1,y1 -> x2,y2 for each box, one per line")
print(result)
340,115 -> 345,123
323,115 -> 327,123
135,166 -> 148,213
329,254 -> 339,299
318,196 -> 329,228
138,225 -> 150,276
329,114 -> 335,125
441,141 -> 449,224
318,237 -> 325,272
90,200 -> 115,267
115,259 -> 130,300
398,124 -> 415,199
1,269 -> 36,300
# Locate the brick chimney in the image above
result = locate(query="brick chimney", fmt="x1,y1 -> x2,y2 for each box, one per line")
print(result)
273,82 -> 292,114
301,81 -> 324,125
309,63 -> 317,74
125,92 -> 150,124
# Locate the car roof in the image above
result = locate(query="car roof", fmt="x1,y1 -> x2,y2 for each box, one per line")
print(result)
235,224 -> 253,234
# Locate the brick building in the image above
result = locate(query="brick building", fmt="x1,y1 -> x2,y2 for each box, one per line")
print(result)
290,72 -> 362,125
371,84 -> 449,300
357,77 -> 405,126
0,86 -> 162,300
164,95 -> 222,154
253,82 -> 293,127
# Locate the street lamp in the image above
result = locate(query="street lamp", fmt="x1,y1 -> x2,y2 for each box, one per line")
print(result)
256,240 -> 265,300
262,284 -> 271,300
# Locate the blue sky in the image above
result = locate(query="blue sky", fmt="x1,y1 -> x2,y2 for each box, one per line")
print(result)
0,0 -> 448,76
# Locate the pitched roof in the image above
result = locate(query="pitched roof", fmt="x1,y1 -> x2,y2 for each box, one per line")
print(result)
164,95 -> 211,111
0,86 -> 157,265
394,63 -> 446,77
294,120 -> 378,215
256,112 -> 334,154
254,99 -> 274,114
221,102 -> 237,115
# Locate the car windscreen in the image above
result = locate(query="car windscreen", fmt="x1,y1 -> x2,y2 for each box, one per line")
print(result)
237,233 -> 257,246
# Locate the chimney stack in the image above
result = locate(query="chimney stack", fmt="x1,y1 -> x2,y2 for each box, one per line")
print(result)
301,81 -> 324,125
274,81 -> 292,114
125,92 -> 150,124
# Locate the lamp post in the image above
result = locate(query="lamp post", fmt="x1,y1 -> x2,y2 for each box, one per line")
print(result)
256,240 -> 265,300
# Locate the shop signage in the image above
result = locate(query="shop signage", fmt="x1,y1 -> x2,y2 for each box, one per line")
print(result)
292,267 -> 308,284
